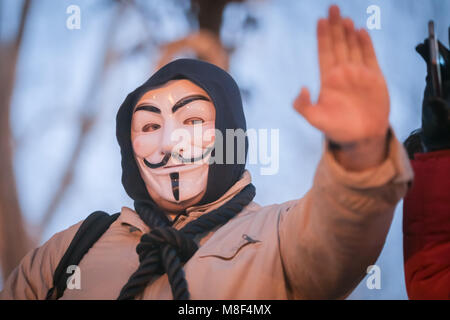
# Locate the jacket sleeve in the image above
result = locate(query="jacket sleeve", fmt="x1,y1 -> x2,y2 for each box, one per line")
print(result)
0,221 -> 82,300
403,149 -> 450,300
277,129 -> 414,299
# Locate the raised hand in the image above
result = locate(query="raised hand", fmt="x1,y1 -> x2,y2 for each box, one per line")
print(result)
294,5 -> 390,171
294,5 -> 389,145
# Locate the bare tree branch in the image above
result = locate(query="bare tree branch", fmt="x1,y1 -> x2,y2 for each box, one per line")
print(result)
36,1 -> 130,239
0,0 -> 33,281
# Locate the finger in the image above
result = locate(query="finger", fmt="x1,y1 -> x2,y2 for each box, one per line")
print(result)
329,5 -> 349,63
358,28 -> 380,69
343,18 -> 363,64
293,87 -> 326,129
317,18 -> 335,79
293,87 -> 312,114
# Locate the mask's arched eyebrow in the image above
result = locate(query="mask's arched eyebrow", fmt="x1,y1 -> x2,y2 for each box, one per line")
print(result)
172,94 -> 211,113
134,105 -> 161,114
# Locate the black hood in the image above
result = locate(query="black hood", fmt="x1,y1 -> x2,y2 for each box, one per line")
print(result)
116,58 -> 249,208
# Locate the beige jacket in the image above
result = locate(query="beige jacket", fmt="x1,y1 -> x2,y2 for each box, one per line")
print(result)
0,132 -> 413,300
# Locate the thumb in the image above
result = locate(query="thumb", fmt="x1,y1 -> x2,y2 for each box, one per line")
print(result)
293,87 -> 323,128
415,39 -> 429,63
293,87 -> 313,116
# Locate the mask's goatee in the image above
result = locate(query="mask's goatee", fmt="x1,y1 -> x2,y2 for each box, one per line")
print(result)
170,172 -> 180,201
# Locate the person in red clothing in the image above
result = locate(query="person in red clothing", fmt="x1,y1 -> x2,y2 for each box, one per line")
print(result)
403,31 -> 450,300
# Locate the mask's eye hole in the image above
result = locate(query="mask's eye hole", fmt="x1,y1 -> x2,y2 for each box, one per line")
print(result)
183,117 -> 204,125
142,123 -> 161,132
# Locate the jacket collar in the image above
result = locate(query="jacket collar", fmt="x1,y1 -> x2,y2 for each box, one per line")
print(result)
118,170 -> 252,233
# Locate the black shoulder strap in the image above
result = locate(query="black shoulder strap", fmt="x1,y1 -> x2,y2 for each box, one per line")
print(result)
46,211 -> 120,300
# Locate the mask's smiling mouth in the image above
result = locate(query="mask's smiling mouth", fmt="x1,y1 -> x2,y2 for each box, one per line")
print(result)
143,146 -> 214,172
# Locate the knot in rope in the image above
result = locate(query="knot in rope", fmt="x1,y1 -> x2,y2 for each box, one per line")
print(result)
137,227 -> 198,266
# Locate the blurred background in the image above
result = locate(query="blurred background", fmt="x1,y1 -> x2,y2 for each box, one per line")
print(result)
0,0 -> 449,299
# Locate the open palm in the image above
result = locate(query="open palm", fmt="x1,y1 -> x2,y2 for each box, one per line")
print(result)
294,6 -> 390,145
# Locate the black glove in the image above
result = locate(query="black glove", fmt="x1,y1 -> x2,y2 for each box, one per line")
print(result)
416,37 -> 450,152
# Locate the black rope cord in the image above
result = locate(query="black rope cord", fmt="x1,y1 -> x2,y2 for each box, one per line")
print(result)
117,183 -> 256,300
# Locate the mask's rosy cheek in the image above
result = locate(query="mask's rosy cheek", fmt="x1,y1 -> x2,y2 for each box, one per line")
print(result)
132,134 -> 159,159
202,125 -> 215,147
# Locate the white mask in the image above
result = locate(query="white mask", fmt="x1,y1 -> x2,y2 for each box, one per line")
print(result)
131,79 -> 216,212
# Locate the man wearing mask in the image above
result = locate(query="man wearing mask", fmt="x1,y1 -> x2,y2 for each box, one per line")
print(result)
1,6 -> 413,300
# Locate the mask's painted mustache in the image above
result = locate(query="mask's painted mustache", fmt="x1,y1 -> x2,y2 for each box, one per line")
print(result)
144,152 -> 171,169
143,146 -> 214,169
